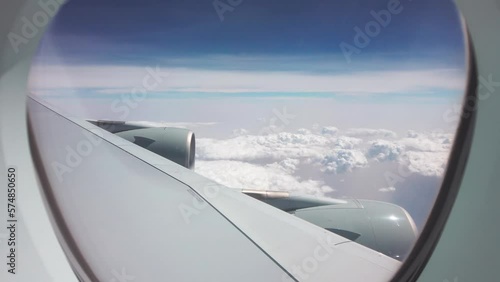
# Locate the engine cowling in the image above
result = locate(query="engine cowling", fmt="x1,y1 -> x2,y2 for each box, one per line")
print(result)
293,199 -> 418,260
89,120 -> 196,169
243,189 -> 418,260
115,127 -> 195,169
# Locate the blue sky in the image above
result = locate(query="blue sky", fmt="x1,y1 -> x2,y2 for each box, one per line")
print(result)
38,0 -> 465,70
30,0 -> 468,122
30,0 -> 468,130
30,0 -> 468,109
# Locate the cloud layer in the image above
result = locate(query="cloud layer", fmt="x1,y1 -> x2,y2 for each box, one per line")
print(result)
195,125 -> 453,197
30,64 -> 464,96
196,160 -> 334,196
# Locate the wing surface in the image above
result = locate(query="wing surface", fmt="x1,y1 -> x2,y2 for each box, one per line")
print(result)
27,97 -> 399,282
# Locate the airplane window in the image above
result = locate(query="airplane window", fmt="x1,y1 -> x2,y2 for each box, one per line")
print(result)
26,0 -> 469,281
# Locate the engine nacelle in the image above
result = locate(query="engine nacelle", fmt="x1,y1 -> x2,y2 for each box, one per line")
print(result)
115,127 -> 195,169
243,189 -> 418,260
89,120 -> 196,169
293,199 -> 417,260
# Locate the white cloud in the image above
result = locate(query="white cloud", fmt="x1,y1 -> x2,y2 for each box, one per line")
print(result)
399,138 -> 445,152
30,64 -> 464,95
368,140 -> 405,162
197,132 -> 365,174
197,132 -> 332,162
402,151 -> 449,176
345,128 -> 398,139
232,128 -> 249,136
194,127 -> 453,197
197,127 -> 453,177
395,132 -> 453,176
320,149 -> 368,174
195,160 -> 334,197
407,130 -> 419,138
379,187 -> 397,193
268,158 -> 301,174
297,128 -> 312,135
399,133 -> 453,152
333,136 -> 363,150
321,126 -> 339,135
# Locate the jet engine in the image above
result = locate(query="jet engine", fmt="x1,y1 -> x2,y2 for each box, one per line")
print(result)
244,190 -> 417,260
89,120 -> 195,169
293,199 -> 418,260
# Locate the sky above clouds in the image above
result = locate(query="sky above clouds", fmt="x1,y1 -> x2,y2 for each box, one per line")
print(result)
29,0 -> 468,231
38,0 -> 465,65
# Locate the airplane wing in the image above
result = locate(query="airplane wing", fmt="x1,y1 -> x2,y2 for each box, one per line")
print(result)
27,96 -> 400,282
